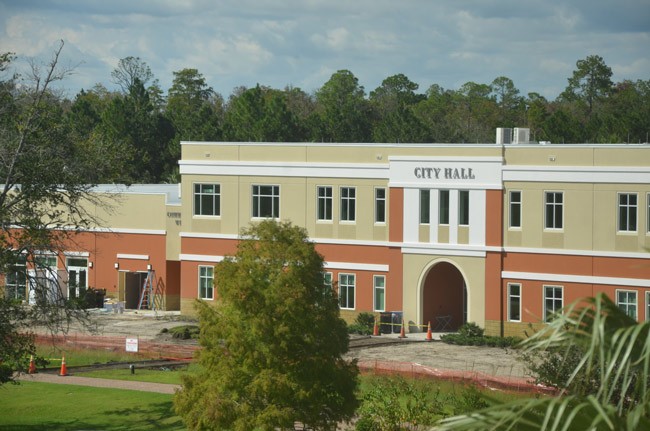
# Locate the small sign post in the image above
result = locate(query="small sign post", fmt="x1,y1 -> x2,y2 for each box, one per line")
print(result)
126,337 -> 139,353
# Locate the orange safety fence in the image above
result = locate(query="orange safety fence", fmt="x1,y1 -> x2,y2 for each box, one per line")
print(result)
34,333 -> 197,360
357,359 -> 557,395
34,334 -> 555,395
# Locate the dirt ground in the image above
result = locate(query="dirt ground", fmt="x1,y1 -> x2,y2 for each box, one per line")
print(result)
35,309 -> 529,381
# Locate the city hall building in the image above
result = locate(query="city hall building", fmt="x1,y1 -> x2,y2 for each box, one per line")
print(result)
3,130 -> 650,336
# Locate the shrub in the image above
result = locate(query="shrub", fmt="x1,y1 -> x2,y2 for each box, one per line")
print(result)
440,323 -> 521,348
348,312 -> 376,335
458,322 -> 484,338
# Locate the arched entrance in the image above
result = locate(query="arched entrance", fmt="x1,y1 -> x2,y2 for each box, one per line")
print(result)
422,261 -> 467,331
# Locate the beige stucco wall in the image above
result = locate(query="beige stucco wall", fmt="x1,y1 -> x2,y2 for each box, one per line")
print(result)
504,182 -> 650,252
402,253 -> 486,331
182,174 -> 391,242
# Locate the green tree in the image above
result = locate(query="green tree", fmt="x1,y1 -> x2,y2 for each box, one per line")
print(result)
490,76 -> 523,127
313,69 -> 371,142
165,68 -> 222,180
0,41 -> 110,384
562,55 -> 613,115
99,77 -> 174,182
174,220 -> 358,430
439,293 -> 650,430
223,85 -> 301,142
369,73 -> 428,143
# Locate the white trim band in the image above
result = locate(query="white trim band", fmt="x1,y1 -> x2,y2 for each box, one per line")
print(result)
503,166 -> 650,184
324,261 -> 389,272
502,271 -> 650,288
503,246 -> 650,260
179,160 -> 388,180
180,254 -> 225,263
117,254 -> 150,260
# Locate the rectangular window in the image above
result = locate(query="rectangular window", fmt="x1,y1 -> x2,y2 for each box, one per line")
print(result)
338,273 -> 355,309
617,290 -> 637,320
252,185 -> 279,218
323,272 -> 333,290
317,186 -> 333,221
544,285 -> 563,321
340,187 -> 356,222
544,192 -> 563,229
374,275 -> 385,312
459,190 -> 469,226
5,255 -> 27,300
419,189 -> 430,224
618,193 -> 637,232
508,283 -> 521,322
198,265 -> 214,300
439,190 -> 450,224
375,188 -> 386,224
510,191 -> 522,228
194,183 -> 221,216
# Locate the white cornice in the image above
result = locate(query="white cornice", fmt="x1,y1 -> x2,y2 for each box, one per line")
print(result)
179,160 -> 388,179
503,166 -> 650,184
502,271 -> 650,288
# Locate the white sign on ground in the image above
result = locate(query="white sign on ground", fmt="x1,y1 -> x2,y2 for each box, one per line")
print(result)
125,337 -> 139,352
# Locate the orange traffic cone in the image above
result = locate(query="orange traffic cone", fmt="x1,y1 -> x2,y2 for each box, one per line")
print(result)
425,321 -> 433,342
373,317 -> 380,336
398,320 -> 407,339
59,355 -> 68,376
28,355 -> 37,374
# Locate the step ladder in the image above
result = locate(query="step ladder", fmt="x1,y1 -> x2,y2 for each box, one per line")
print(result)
137,270 -> 156,310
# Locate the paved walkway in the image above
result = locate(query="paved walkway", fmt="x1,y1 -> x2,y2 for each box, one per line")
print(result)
17,372 -> 180,394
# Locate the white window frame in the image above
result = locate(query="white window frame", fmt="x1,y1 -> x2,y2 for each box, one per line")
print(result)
459,190 -> 470,226
193,183 -> 221,217
544,191 -> 563,230
252,185 -> 280,219
616,289 -> 637,320
618,193 -> 638,232
338,273 -> 355,310
373,275 -> 385,312
198,265 -> 214,300
509,190 -> 522,229
647,193 -> 650,234
543,285 -> 563,321
507,283 -> 521,322
340,187 -> 356,222
66,257 -> 88,299
317,186 -> 333,222
375,187 -> 386,224
419,189 -> 430,224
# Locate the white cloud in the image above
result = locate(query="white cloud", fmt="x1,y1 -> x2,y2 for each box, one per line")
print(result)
0,0 -> 647,100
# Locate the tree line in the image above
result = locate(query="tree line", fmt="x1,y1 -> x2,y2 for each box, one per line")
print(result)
4,50 -> 650,184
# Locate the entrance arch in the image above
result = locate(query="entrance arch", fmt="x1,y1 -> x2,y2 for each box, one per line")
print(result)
421,261 -> 467,331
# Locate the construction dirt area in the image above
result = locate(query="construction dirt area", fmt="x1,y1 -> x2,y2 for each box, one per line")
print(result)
34,309 -> 535,392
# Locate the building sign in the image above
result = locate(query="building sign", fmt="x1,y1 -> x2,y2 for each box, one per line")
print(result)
414,167 -> 476,180
389,156 -> 503,189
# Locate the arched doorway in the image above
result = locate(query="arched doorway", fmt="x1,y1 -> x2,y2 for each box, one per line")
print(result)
421,261 -> 467,331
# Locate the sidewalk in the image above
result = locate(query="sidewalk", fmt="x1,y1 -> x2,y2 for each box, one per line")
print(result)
17,372 -> 180,394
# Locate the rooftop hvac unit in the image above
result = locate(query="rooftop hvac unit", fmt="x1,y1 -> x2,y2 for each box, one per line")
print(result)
496,128 -> 512,144
512,128 -> 530,145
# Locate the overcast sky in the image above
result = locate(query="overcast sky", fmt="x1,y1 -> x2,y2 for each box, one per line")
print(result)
1,0 -> 648,100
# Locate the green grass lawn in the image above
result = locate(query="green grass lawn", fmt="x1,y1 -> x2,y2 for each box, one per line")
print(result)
0,381 -> 184,431
80,367 -> 190,385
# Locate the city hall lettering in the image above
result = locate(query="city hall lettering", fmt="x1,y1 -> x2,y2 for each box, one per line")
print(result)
414,167 -> 476,180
